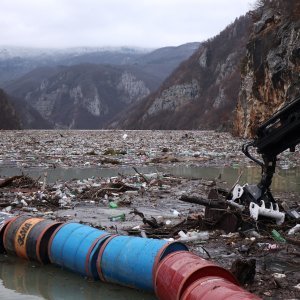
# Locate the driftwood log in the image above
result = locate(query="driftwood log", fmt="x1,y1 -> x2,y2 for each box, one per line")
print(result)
179,194 -> 226,208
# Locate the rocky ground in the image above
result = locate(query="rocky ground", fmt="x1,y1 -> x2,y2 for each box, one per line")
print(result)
0,130 -> 299,299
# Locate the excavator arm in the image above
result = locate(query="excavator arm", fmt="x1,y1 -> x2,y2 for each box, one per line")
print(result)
229,96 -> 300,224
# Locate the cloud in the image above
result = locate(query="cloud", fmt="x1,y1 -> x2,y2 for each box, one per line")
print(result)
0,0 -> 256,48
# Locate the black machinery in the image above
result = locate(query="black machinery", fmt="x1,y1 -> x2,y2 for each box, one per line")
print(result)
229,96 -> 300,224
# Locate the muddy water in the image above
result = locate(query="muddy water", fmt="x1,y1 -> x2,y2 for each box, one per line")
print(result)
0,165 -> 299,193
0,255 -> 156,300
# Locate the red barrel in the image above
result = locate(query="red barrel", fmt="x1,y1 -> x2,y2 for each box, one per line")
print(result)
154,251 -> 238,300
181,276 -> 261,300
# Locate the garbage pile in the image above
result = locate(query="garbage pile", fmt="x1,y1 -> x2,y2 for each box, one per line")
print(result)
0,214 -> 261,299
0,129 -> 299,299
1,130 -> 298,169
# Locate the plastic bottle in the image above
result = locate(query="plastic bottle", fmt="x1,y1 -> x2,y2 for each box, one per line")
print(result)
109,213 -> 126,222
271,229 -> 286,243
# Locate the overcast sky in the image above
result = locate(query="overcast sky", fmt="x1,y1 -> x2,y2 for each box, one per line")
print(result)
0,0 -> 257,49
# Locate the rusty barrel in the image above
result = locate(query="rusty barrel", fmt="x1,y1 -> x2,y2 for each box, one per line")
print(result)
181,276 -> 261,300
25,219 -> 62,263
48,222 -> 110,279
97,235 -> 188,292
0,212 -> 15,254
3,215 -> 43,258
154,251 -> 238,300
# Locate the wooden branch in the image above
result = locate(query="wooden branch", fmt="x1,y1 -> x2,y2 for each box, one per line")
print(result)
0,175 -> 23,188
132,166 -> 150,183
286,237 -> 300,247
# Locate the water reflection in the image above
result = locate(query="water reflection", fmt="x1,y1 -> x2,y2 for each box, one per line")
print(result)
0,166 -> 158,184
0,255 -> 156,300
0,165 -> 299,193
163,165 -> 300,193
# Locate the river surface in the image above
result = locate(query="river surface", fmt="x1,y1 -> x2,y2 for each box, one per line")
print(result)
0,255 -> 156,300
0,165 -> 299,193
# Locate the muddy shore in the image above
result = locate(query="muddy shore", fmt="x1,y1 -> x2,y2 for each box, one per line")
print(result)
0,130 -> 299,299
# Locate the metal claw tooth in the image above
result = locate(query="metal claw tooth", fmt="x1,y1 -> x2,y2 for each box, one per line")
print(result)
249,201 -> 285,225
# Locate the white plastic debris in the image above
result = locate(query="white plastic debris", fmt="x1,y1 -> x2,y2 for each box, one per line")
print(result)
288,224 -> 300,235
178,231 -> 209,242
178,230 -> 187,238
272,273 -> 286,279
171,209 -> 180,217
165,220 -> 172,225
294,283 -> 300,291
2,206 -> 12,213
20,199 -> 28,207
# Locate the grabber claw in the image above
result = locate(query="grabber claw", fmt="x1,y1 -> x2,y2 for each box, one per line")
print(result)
249,200 -> 285,225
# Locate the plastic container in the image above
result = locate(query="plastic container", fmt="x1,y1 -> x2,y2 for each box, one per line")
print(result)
48,222 -> 109,279
97,235 -> 188,291
181,276 -> 261,300
154,251 -> 238,300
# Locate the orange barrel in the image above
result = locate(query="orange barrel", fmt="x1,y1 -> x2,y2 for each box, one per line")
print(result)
154,251 -> 238,300
3,215 -> 44,259
0,212 -> 15,253
25,219 -> 62,263
3,215 -> 32,255
181,276 -> 261,300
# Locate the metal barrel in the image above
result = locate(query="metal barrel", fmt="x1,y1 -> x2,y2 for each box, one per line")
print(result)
0,213 -> 15,254
48,222 -> 109,279
181,276 -> 261,300
154,251 -> 238,300
96,235 -> 188,292
3,215 -> 44,258
25,219 -> 62,263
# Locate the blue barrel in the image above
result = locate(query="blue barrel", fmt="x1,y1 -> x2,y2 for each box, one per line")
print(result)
97,235 -> 188,291
48,223 -> 109,279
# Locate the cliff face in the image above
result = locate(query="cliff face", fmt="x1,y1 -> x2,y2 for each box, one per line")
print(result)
111,15 -> 252,130
234,1 -> 300,137
0,89 -> 20,129
5,64 -> 160,129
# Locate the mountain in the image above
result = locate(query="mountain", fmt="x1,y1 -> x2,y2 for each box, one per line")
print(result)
131,43 -> 200,81
0,89 -> 20,129
3,43 -> 200,129
110,16 -> 252,130
0,47 -> 149,85
0,44 -> 200,85
5,64 -> 161,129
234,0 -> 300,137
11,97 -> 52,129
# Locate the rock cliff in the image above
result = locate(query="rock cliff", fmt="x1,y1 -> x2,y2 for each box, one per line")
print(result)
0,89 -> 20,129
112,15 -> 252,130
234,1 -> 300,137
5,64 -> 159,129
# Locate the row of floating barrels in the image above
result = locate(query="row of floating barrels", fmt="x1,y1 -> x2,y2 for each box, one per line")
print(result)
0,214 -> 261,299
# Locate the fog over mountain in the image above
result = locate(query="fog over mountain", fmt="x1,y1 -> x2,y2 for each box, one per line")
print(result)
2,43 -> 200,129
